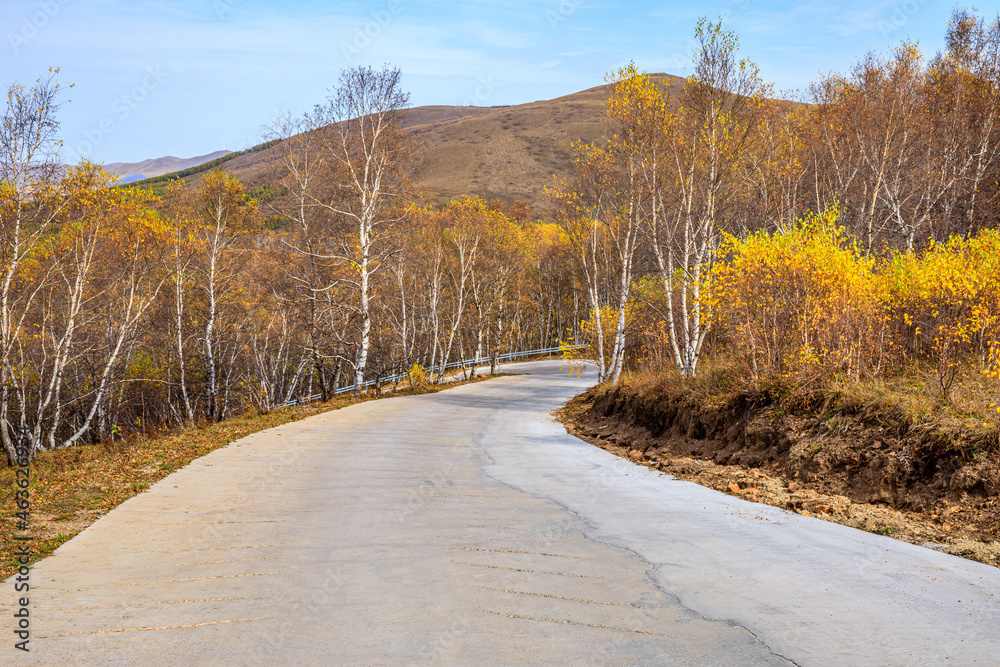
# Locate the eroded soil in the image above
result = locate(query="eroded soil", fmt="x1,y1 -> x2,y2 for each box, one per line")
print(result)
559,385 -> 1000,568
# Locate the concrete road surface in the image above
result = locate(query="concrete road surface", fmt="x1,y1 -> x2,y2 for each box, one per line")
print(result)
3,360 -> 998,665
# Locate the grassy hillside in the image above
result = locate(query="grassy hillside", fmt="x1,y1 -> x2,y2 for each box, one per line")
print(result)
129,74 -> 687,206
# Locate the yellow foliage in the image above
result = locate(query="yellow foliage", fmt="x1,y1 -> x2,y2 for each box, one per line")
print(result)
406,363 -> 430,389
709,206 -> 1000,406
710,205 -> 886,380
578,303 -> 633,370
885,229 -> 1000,395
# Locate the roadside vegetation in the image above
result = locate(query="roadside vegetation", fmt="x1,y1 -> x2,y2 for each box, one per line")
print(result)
0,66 -> 574,467
555,9 -> 1000,561
5,6 -> 1000,566
557,11 -> 1000,401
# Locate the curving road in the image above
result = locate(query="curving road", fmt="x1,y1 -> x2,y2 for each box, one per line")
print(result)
4,361 -> 998,665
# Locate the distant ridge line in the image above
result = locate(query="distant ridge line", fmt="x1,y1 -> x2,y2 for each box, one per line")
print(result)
121,139 -> 282,187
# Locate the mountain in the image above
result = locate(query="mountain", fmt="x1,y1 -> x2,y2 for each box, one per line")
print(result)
141,74 -> 688,207
106,150 -> 232,180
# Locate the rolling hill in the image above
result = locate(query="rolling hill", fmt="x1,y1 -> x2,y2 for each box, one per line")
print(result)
107,150 -> 232,181
131,73 -> 687,207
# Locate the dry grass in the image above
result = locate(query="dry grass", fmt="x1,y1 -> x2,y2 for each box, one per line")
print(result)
620,355 -> 1000,441
825,368 -> 999,430
0,376 -> 492,580
160,74 -> 688,208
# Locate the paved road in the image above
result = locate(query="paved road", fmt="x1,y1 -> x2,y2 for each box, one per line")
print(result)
4,361 -> 999,665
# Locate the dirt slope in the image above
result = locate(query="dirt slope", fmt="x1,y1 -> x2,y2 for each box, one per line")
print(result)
560,383 -> 1000,568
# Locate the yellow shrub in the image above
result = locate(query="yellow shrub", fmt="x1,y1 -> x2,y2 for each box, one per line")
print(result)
885,229 -> 1000,395
710,206 -> 886,381
577,303 -> 635,371
407,363 -> 431,389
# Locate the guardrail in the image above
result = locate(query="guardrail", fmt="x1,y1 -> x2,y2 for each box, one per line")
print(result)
281,344 -> 587,407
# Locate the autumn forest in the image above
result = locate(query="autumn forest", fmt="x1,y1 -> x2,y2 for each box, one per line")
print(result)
4,8 -> 1000,465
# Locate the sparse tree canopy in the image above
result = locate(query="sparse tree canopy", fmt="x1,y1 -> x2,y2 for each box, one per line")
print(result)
7,8 -> 1000,464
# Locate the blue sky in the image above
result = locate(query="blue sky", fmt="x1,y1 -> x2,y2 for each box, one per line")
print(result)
3,0 -> 958,164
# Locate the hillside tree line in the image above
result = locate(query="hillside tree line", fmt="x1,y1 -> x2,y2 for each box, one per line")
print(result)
7,8 -> 1000,463
555,9 -> 1000,410
0,66 -> 576,464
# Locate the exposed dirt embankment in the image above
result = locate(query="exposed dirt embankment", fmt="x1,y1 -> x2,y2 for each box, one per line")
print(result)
560,383 -> 1000,567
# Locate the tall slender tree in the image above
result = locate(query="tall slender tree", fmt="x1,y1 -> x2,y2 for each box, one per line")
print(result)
312,65 -> 418,390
